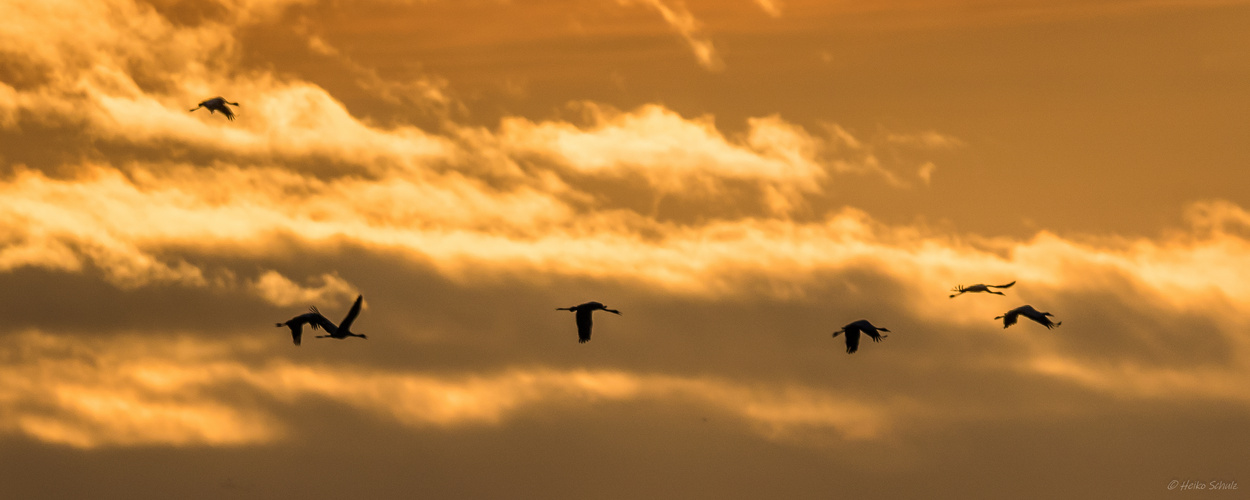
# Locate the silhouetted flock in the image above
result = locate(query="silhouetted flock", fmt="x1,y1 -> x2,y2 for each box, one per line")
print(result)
190,96 -> 1063,354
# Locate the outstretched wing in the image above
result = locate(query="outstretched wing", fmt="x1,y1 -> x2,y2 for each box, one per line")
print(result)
290,323 -> 303,345
863,327 -> 885,343
339,295 -> 364,331
843,328 -> 861,354
305,307 -> 324,330
576,308 -> 593,343
308,312 -> 338,335
1000,310 -> 1020,328
1027,313 -> 1060,329
281,312 -> 328,344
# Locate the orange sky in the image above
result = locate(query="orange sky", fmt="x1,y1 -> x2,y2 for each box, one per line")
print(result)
1,0 -> 1249,498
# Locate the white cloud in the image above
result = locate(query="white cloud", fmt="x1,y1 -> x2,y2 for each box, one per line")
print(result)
250,271 -> 358,307
498,104 -> 826,196
0,331 -> 891,447
617,0 -> 723,70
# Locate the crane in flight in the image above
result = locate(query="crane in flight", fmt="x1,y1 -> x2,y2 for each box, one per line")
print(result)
557,301 -> 621,343
950,281 -> 1016,298
995,305 -> 1061,329
832,319 -> 891,354
275,295 -> 368,345
275,308 -> 323,346
189,96 -> 240,121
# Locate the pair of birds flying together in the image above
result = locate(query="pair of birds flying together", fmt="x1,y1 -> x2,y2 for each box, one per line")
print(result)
276,295 -> 368,345
949,280 -> 1061,329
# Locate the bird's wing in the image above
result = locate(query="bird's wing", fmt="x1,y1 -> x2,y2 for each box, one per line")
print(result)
1001,310 -> 1020,327
290,323 -> 303,346
991,281 -> 1017,289
220,106 -> 236,121
303,308 -> 323,330
576,308 -> 593,343
863,327 -> 885,342
844,329 -> 861,354
339,295 -> 364,331
1027,312 -> 1059,329
308,312 -> 338,335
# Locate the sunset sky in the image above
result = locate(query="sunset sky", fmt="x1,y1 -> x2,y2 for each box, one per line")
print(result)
1,0 -> 1248,498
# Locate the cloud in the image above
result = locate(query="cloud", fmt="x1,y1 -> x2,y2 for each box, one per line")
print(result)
0,332 -> 279,448
250,271 -> 358,307
753,0 -> 783,17
617,0 -> 723,70
887,131 -> 965,149
0,331 -> 890,448
5,156 -> 1250,314
498,104 -> 826,196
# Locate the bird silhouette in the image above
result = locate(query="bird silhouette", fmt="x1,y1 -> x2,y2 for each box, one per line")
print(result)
556,301 -> 621,343
312,295 -> 368,341
275,295 -> 368,344
995,305 -> 1061,329
274,308 -> 325,346
189,96 -> 240,120
950,281 -> 1016,298
832,319 -> 891,354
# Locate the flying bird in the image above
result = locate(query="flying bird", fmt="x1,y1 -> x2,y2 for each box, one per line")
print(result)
312,294 -> 369,341
950,281 -> 1016,298
189,96 -> 240,120
995,305 -> 1061,329
556,301 -> 621,343
832,319 -> 891,354
274,295 -> 368,345
275,308 -> 325,346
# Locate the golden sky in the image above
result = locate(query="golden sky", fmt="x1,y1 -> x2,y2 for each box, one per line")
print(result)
1,0 -> 1249,498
